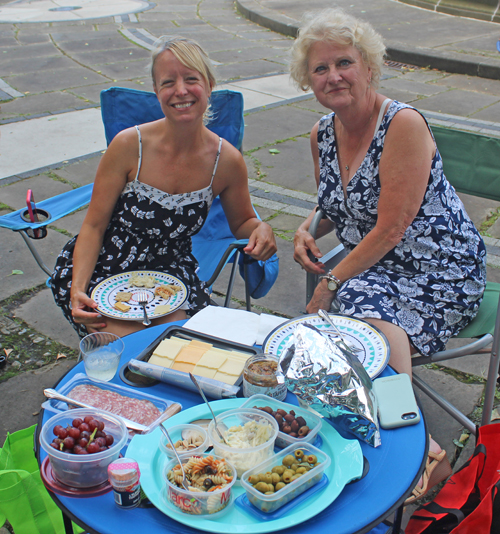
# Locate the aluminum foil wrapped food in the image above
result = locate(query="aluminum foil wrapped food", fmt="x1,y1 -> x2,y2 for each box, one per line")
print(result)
277,323 -> 381,447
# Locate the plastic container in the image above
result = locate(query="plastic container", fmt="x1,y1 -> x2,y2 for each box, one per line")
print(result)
41,373 -> 178,440
207,408 -> 279,478
241,394 -> 322,449
159,424 -> 209,459
40,408 -> 128,489
108,458 -> 141,509
242,353 -> 287,401
240,442 -> 330,513
162,454 -> 237,516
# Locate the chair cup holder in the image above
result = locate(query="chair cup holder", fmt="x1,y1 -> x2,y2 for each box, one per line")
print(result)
21,208 -> 50,239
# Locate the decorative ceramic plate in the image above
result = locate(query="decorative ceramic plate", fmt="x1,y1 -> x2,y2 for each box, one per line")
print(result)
91,271 -> 188,321
263,313 -> 390,379
127,398 -> 364,534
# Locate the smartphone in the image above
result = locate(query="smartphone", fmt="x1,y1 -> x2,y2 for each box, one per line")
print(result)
26,189 -> 40,238
373,374 -> 420,429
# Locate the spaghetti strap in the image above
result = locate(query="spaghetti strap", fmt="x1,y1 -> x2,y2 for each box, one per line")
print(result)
374,98 -> 392,133
134,125 -> 143,182
209,137 -> 223,186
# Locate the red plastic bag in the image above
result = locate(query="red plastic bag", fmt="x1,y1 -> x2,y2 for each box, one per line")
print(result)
406,424 -> 500,534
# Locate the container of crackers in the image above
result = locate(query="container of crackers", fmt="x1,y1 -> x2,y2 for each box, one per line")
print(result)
121,326 -> 260,399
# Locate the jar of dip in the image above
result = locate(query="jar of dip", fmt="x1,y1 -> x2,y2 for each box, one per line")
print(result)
108,458 -> 141,509
243,353 -> 287,401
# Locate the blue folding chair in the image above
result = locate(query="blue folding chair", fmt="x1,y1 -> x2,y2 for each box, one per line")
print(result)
0,87 -> 279,309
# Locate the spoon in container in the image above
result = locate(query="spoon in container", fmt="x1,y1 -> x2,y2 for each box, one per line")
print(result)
158,424 -> 190,491
189,373 -> 229,446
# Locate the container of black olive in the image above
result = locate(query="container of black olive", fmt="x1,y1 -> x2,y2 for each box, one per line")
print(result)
241,394 -> 323,449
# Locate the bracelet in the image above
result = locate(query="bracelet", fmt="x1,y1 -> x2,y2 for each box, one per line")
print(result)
319,272 -> 342,292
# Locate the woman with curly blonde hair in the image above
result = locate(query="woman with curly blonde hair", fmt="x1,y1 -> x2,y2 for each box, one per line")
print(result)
291,8 -> 485,504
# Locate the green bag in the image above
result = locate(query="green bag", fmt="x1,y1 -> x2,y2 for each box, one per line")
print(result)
0,425 -> 83,534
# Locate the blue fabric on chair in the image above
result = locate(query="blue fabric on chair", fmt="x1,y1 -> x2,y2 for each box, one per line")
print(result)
100,86 -> 245,150
0,184 -> 93,232
191,197 -> 247,283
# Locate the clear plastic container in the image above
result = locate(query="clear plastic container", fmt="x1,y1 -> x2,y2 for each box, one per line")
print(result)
240,442 -> 330,513
41,372 -> 178,441
40,408 -> 128,489
242,354 -> 287,401
162,453 -> 237,516
241,394 -> 322,449
159,424 -> 209,459
207,408 -> 279,478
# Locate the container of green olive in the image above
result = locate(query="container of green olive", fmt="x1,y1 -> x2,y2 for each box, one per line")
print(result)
240,442 -> 330,513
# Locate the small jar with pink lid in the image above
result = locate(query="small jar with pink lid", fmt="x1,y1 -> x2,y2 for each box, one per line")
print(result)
107,458 -> 141,509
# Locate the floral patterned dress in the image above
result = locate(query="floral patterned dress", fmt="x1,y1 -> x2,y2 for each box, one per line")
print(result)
317,100 -> 486,356
51,127 -> 220,337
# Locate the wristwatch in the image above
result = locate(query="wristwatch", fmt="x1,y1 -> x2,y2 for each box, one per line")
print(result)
319,272 -> 342,292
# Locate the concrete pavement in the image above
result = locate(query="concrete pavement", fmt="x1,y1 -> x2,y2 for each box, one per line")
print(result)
1,0 -> 500,528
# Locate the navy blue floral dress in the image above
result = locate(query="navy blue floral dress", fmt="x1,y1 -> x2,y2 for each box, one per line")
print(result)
317,101 -> 486,356
51,127 -> 219,337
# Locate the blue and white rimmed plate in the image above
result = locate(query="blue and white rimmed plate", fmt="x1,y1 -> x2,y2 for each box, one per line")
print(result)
91,270 -> 188,321
263,313 -> 390,379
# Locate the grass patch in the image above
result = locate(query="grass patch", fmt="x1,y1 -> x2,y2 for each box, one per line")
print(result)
480,207 -> 500,234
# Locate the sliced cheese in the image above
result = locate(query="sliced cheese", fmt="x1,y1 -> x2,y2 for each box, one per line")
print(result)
196,350 -> 227,370
229,350 -> 252,362
189,340 -> 213,350
213,371 -> 238,385
154,304 -> 172,315
171,361 -> 195,373
148,355 -> 172,368
153,338 -> 187,359
174,343 -> 207,365
192,365 -> 217,379
218,358 -> 245,376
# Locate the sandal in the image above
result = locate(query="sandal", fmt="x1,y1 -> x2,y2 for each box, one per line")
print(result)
404,447 -> 452,505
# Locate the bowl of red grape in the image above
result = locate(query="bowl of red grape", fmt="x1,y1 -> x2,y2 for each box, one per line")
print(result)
40,408 -> 128,488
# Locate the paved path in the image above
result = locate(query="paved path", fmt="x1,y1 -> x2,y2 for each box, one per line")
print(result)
1,0 -> 500,527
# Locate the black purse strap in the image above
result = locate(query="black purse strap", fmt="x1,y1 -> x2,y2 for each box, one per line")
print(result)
490,479 -> 500,533
411,502 -> 465,532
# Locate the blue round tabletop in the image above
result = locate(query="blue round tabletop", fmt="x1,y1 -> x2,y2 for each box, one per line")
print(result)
37,322 -> 428,534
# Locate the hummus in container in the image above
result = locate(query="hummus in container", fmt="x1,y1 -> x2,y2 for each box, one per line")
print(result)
207,408 -> 279,478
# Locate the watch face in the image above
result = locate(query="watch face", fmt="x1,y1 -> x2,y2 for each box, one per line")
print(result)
327,279 -> 338,291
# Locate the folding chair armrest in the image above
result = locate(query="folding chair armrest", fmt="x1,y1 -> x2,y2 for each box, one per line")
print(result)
0,184 -> 93,232
205,239 -> 248,288
411,334 -> 494,366
306,208 -> 347,306
308,207 -> 324,240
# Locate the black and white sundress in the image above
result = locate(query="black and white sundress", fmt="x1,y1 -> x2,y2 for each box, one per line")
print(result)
51,126 -> 220,337
317,100 -> 486,356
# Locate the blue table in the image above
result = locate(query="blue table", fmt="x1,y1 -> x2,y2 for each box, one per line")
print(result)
36,322 -> 428,534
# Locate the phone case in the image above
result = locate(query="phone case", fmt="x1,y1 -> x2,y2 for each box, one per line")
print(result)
373,374 -> 420,429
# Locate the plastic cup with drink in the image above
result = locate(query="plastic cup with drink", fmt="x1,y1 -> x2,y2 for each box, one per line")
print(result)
80,332 -> 124,382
